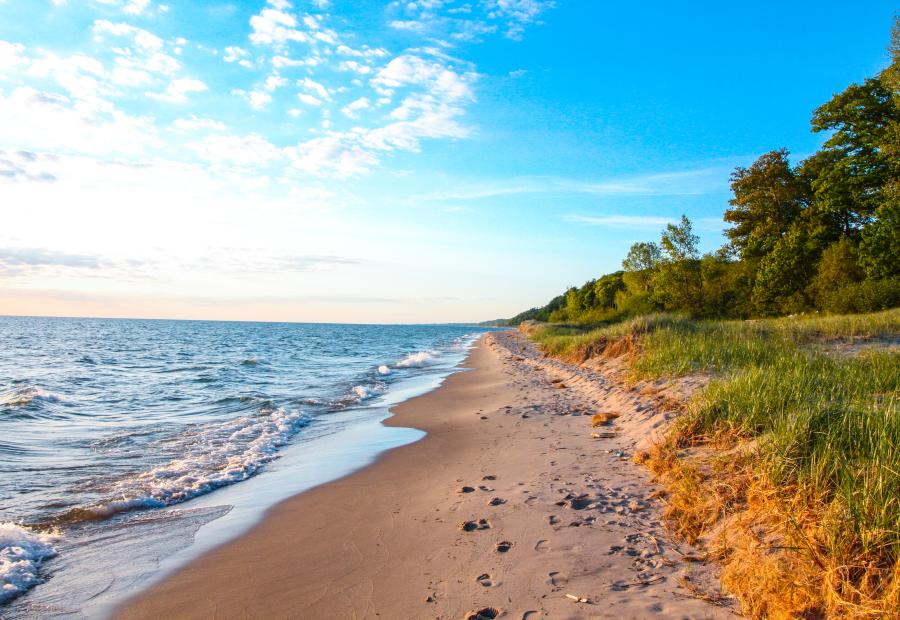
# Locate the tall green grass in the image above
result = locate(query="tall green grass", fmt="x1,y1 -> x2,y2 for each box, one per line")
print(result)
529,308 -> 900,610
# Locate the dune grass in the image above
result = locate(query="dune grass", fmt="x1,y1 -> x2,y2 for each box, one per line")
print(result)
528,308 -> 900,617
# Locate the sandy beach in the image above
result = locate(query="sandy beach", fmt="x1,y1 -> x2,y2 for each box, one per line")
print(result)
118,332 -> 732,619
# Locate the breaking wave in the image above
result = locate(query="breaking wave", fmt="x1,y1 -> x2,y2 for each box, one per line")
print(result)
53,406 -> 310,525
0,522 -> 59,604
0,387 -> 62,408
395,350 -> 439,368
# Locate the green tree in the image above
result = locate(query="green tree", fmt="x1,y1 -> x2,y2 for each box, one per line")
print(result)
805,75 -> 898,235
751,226 -> 816,315
593,272 -> 625,309
621,241 -> 662,293
724,149 -> 805,259
810,237 -> 864,308
654,215 -> 703,314
858,201 -> 900,279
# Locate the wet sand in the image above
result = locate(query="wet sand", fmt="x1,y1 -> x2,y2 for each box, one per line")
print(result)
118,332 -> 731,619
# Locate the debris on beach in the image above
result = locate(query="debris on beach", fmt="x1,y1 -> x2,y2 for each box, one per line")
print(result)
565,593 -> 592,603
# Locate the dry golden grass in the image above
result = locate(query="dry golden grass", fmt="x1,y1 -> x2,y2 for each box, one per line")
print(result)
591,411 -> 620,427
530,310 -> 900,619
646,439 -> 900,619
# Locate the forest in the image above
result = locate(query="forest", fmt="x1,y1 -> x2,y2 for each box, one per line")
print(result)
505,21 -> 899,326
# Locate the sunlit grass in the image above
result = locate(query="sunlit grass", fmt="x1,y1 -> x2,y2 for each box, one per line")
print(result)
528,307 -> 900,616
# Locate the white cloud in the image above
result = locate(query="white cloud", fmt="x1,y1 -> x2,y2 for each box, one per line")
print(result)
123,0 -> 151,15
172,115 -> 227,132
387,0 -> 553,41
341,96 -> 370,118
336,44 -> 388,58
297,92 -> 322,106
0,41 -> 28,73
298,76 -> 331,100
93,0 -> 155,15
223,45 -> 253,68
484,0 -> 553,39
264,74 -> 287,91
187,133 -> 282,166
249,90 -> 272,109
146,77 -> 207,103
249,7 -> 309,47
371,54 -> 475,102
0,86 -> 160,156
285,134 -> 377,177
93,20 -> 163,52
337,60 -> 373,75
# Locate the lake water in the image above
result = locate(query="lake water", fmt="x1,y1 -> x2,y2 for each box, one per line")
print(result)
0,317 -> 492,617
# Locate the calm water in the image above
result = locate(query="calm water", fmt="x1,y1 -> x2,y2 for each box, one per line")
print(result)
0,317 -> 491,616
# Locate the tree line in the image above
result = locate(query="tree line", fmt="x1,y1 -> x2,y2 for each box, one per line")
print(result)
507,19 -> 899,325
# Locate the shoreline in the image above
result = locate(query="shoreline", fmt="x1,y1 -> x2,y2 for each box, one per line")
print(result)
118,332 -> 731,619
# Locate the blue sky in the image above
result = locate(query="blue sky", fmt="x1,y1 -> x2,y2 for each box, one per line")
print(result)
0,0 -> 895,322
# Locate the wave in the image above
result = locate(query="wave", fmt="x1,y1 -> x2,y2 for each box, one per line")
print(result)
352,385 -> 377,400
52,406 -> 310,525
377,365 -> 392,376
395,350 -> 439,368
0,386 -> 62,408
0,522 -> 59,604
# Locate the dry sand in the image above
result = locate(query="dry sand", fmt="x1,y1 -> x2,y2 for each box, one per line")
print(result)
118,332 -> 734,619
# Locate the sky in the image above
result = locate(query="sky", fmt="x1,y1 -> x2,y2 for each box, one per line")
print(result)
0,1 -> 896,323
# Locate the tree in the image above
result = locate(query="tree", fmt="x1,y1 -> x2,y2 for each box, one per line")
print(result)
654,216 -> 703,314
810,237 -> 864,308
621,242 -> 662,293
752,226 -> 816,315
594,272 -> 625,309
724,149 -> 805,259
858,201 -> 900,279
806,75 -> 898,234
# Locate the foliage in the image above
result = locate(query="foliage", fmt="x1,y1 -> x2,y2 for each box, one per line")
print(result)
724,148 -> 805,259
508,17 -> 899,325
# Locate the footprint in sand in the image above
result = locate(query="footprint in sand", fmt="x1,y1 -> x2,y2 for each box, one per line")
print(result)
495,540 -> 513,553
460,486 -> 476,493
464,607 -> 500,620
482,475 -> 497,481
487,497 -> 506,506
475,573 -> 494,587
547,571 -> 568,587
534,540 -> 550,553
546,515 -> 559,525
459,519 -> 492,532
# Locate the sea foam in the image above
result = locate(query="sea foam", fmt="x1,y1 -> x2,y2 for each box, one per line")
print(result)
0,522 -> 59,604
395,350 -> 439,368
352,385 -> 376,400
63,407 -> 311,522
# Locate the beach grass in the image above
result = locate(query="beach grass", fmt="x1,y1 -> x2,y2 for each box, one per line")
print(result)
528,308 -> 900,618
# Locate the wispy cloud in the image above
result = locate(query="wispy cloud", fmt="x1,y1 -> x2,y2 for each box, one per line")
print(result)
562,214 -> 675,229
564,214 -> 728,232
0,247 -> 102,274
415,167 -> 733,201
387,0 -> 555,41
